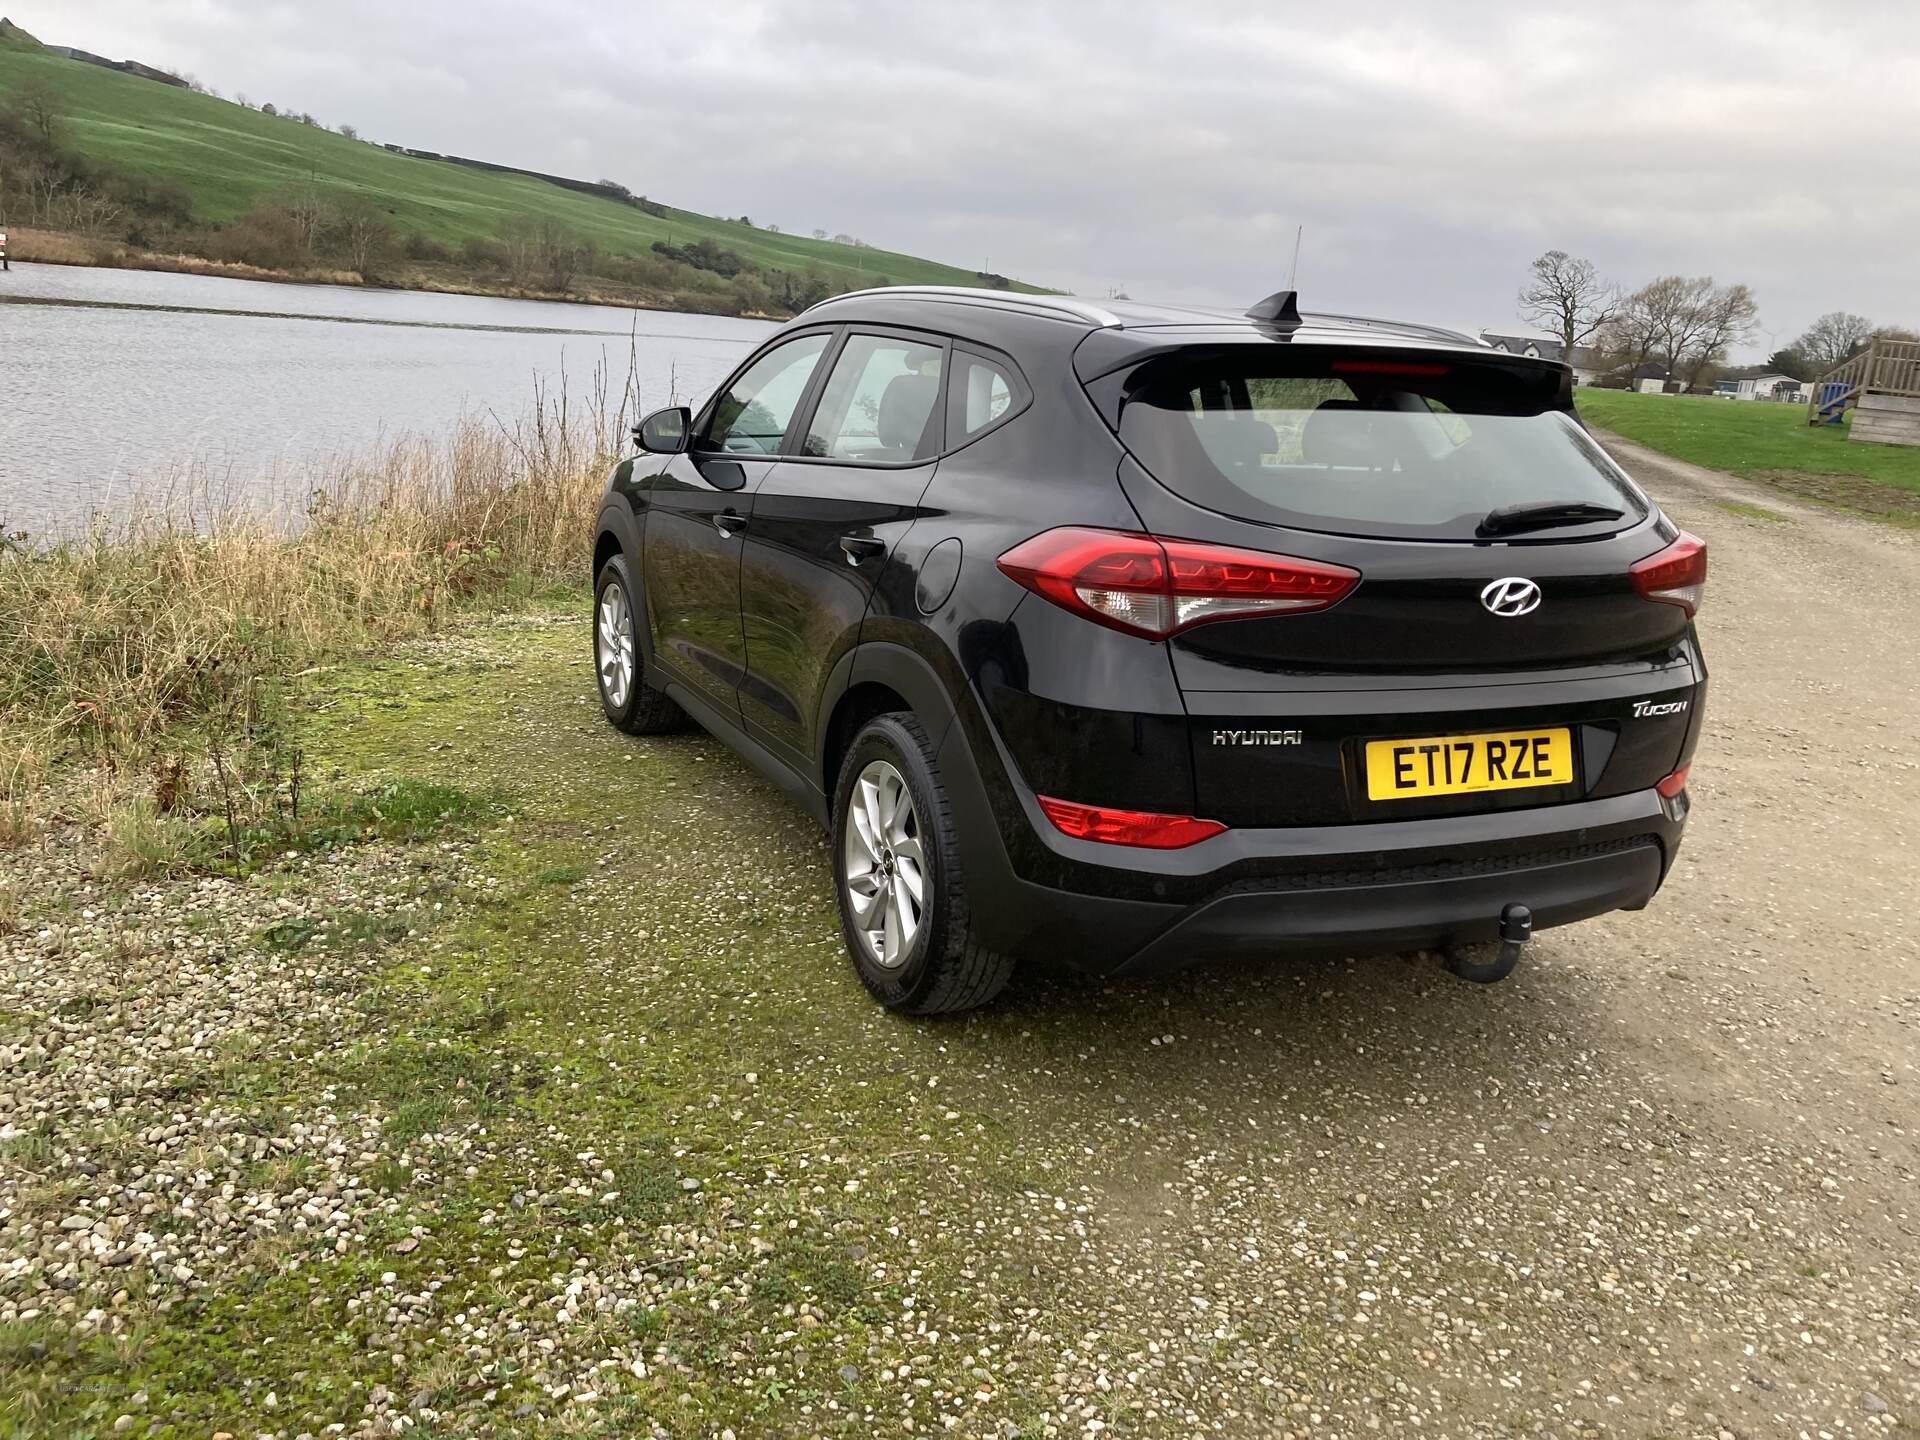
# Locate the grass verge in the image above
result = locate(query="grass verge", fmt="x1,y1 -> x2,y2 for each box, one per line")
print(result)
1575,387 -> 1920,517
0,387 -> 618,869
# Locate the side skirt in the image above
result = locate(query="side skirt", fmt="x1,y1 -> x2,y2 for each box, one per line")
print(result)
663,680 -> 831,826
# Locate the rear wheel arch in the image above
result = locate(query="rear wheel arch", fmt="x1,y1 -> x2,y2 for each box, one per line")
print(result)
815,639 -> 1034,963
830,709 -> 1014,1012
815,641 -> 963,799
823,681 -> 913,804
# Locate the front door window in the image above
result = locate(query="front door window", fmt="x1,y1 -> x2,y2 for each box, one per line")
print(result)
802,334 -> 945,463
706,333 -> 831,454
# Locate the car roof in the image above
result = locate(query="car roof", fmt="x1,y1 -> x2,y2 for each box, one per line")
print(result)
800,285 -> 1493,355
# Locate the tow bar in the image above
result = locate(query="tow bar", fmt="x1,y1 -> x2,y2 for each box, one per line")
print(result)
1443,903 -> 1532,984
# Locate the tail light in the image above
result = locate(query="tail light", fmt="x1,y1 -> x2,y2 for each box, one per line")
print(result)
996,527 -> 1359,639
1655,764 -> 1690,799
1036,795 -> 1227,849
1630,532 -> 1707,616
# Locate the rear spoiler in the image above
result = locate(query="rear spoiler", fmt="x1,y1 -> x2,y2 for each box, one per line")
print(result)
1072,336 -> 1575,432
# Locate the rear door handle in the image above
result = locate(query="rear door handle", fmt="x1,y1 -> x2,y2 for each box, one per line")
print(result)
839,535 -> 887,566
713,513 -> 747,539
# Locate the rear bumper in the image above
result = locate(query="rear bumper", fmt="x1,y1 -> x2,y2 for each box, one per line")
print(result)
986,828 -> 1672,978
930,668 -> 1692,978
1112,835 -> 1663,976
940,704 -> 1686,974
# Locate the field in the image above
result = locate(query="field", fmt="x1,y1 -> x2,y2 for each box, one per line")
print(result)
0,42 -> 1018,293
1575,386 -> 1920,506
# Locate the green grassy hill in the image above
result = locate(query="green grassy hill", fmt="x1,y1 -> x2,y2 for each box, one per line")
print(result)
0,37 -> 1025,293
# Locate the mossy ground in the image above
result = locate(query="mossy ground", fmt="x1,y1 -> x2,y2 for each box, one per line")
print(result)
6,604 -> 1353,1436
18,600 -> 1890,1439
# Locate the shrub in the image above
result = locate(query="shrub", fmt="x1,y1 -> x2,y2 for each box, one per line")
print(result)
402,231 -> 451,263
203,205 -> 311,269
0,387 -> 623,772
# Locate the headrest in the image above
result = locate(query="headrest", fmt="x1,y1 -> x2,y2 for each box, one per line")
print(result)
878,372 -> 940,452
1196,416 -> 1278,471
1300,398 -> 1375,467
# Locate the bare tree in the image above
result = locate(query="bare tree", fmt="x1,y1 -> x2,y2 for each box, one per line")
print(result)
536,220 -> 592,291
20,157 -> 64,225
1606,276 -> 1759,392
50,186 -> 123,235
810,228 -> 826,240
274,184 -> 334,251
10,77 -> 65,147
1680,282 -> 1759,390
1517,251 -> 1619,367
337,122 -> 359,141
333,196 -> 393,275
1795,311 -> 1875,372
1601,277 -> 1682,386
497,215 -> 542,283
1646,277 -> 1713,379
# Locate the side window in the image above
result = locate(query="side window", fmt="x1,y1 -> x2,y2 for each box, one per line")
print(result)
947,349 -> 1027,445
803,333 -> 946,463
705,333 -> 830,454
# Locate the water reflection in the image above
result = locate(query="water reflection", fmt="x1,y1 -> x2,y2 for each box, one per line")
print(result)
0,264 -> 774,536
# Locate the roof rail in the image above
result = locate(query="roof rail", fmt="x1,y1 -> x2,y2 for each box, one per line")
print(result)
1308,310 -> 1482,347
800,285 -> 1123,328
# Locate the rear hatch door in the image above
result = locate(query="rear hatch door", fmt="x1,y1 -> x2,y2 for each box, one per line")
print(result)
1086,340 -> 1705,828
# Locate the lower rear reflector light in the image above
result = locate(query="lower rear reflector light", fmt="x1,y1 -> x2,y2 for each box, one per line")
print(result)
1037,795 -> 1228,849
1655,764 -> 1690,799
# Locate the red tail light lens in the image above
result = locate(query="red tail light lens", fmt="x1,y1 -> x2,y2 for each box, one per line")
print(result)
1630,532 -> 1707,616
1655,764 -> 1690,799
1036,795 -> 1228,849
996,527 -> 1359,639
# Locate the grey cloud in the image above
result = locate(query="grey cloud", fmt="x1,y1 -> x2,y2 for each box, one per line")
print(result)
24,0 -> 1920,349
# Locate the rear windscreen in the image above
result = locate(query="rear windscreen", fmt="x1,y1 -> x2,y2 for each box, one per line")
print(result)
1116,351 -> 1645,541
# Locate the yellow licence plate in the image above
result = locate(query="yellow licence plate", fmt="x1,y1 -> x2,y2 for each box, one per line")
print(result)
1364,728 -> 1574,801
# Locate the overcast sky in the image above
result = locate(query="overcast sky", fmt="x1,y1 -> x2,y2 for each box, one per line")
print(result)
19,1 -> 1920,355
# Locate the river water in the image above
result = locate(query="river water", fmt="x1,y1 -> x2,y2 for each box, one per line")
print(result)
0,263 -> 774,537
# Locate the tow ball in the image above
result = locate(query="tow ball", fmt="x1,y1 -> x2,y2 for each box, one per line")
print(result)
1442,903 -> 1532,984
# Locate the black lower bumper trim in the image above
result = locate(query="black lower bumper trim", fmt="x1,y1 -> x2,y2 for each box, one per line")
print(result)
1110,840 -> 1665,977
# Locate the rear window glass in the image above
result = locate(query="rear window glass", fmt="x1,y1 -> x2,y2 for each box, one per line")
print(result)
949,351 -> 1022,441
1116,352 -> 1644,541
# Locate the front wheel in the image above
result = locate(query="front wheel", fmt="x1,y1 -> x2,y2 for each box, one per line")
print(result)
594,555 -> 684,734
831,713 -> 1013,1014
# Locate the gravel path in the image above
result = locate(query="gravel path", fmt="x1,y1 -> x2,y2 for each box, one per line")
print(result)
2,439 -> 1916,1438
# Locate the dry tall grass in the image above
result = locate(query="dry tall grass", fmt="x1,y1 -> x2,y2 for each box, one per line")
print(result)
0,382 -> 620,792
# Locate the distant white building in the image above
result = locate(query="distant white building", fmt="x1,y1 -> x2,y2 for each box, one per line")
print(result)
1734,374 -> 1802,401
1479,332 -> 1605,386
1714,372 -> 1804,401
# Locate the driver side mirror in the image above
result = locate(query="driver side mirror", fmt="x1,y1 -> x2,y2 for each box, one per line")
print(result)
634,406 -> 692,455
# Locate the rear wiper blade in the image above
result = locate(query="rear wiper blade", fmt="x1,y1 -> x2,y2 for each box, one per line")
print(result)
1477,501 -> 1625,537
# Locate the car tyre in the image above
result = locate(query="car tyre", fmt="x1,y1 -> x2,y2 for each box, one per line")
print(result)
594,555 -> 684,734
832,713 -> 1013,1014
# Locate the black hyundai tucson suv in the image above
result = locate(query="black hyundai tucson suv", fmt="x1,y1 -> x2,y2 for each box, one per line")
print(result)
592,286 -> 1707,1013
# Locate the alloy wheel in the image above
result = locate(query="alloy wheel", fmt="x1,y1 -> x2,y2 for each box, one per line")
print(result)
842,759 -> 927,967
596,583 -> 635,710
